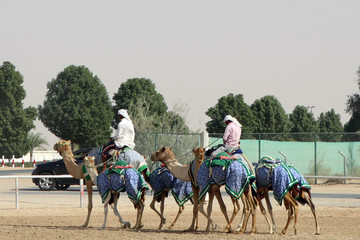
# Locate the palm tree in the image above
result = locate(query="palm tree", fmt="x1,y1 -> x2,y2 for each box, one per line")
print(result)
28,132 -> 48,162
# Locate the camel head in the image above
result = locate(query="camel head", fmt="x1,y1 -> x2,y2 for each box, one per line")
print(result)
53,140 -> 72,155
83,156 -> 98,173
150,147 -> 175,163
192,147 -> 205,162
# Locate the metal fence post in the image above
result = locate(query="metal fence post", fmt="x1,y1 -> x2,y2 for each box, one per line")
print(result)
258,133 -> 261,160
314,133 -> 317,184
339,151 -> 346,184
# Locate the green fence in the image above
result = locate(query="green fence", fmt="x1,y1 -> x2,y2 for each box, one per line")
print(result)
209,132 -> 360,177
135,132 -> 201,171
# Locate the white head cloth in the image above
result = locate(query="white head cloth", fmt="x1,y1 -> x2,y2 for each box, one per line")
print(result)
223,115 -> 242,128
118,109 -> 131,121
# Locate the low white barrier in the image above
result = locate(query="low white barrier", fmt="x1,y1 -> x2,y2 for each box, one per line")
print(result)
0,175 -> 84,210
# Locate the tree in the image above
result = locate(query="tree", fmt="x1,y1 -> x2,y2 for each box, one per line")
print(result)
345,66 -> 360,132
128,96 -> 189,133
112,78 -> 168,126
0,62 -> 37,158
205,93 -> 257,135
289,105 -> 318,141
317,109 -> 343,142
28,132 -> 48,162
38,65 -> 113,147
250,95 -> 291,140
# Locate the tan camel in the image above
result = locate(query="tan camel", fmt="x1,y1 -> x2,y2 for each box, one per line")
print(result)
193,147 -> 256,234
54,140 -> 94,228
54,140 -> 130,229
255,182 -> 320,235
253,161 -> 320,235
83,156 -> 147,230
148,167 -> 193,230
151,147 -> 222,232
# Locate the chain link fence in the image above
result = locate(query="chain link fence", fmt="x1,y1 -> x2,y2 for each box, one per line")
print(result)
135,132 -> 201,171
209,132 -> 360,178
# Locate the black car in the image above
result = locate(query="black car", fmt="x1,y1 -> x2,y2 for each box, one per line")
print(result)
32,148 -> 94,191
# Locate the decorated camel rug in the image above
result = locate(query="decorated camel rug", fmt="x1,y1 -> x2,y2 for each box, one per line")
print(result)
149,166 -> 193,206
96,160 -> 149,205
196,152 -> 255,202
255,157 -> 299,205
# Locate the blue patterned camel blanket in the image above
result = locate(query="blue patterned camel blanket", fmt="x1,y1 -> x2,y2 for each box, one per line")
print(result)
288,165 -> 311,191
197,152 -> 255,202
149,166 -> 193,206
255,157 -> 299,205
87,147 -> 149,176
96,161 -> 149,205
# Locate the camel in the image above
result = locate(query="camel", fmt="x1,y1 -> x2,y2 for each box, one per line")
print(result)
148,166 -> 193,229
151,147 -> 220,232
54,140 -> 131,229
54,140 -> 95,228
194,148 -> 257,234
253,156 -> 320,235
83,156 -> 131,229
83,156 -> 148,230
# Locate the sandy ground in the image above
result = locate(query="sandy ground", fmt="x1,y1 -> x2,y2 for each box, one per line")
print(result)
1,169 -> 360,240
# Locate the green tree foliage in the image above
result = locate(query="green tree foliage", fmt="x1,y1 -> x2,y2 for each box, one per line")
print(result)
345,66 -> 360,132
205,93 -> 257,135
112,78 -> 168,126
317,109 -> 343,142
128,96 -> 189,133
28,132 -> 48,162
0,62 -> 37,158
289,105 -> 318,141
250,95 -> 291,139
38,65 -> 113,147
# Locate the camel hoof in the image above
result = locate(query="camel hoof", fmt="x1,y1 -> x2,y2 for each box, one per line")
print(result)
122,222 -> 131,229
168,225 -> 174,230
134,224 -> 144,230
211,223 -> 217,231
98,227 -> 105,230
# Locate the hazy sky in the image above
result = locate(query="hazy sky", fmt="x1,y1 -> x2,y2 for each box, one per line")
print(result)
1,1 -> 360,148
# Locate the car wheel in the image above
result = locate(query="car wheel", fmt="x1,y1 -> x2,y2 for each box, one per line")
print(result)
38,172 -> 56,191
56,184 -> 70,190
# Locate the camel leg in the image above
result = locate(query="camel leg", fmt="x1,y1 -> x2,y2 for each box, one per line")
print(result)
82,180 -> 93,228
213,189 -> 227,230
112,193 -> 131,228
197,192 -> 218,231
205,190 -> 215,232
185,187 -> 198,232
254,193 -> 273,234
237,194 -> 250,234
150,195 -> 166,230
100,203 -> 109,230
303,192 -> 320,235
246,189 -> 257,235
282,194 -> 298,235
168,205 -> 184,229
224,196 -> 240,233
264,191 -> 276,233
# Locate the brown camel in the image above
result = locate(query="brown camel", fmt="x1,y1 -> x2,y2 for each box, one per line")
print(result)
193,147 -> 256,234
254,161 -> 320,235
53,140 -> 94,228
151,147 -> 253,232
54,140 -> 130,229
